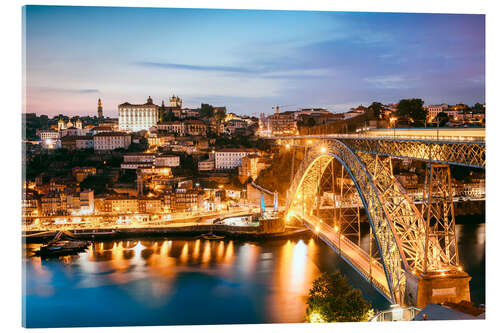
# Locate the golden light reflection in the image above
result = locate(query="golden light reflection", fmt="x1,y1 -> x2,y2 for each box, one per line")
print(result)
216,241 -> 225,262
201,241 -> 212,266
192,239 -> 201,260
224,240 -> 234,264
270,238 -> 321,323
239,243 -> 260,277
180,243 -> 189,264
110,241 -> 129,271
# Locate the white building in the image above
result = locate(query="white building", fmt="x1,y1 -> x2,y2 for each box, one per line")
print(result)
215,148 -> 260,170
198,159 -> 215,171
118,96 -> 159,132
60,127 -> 84,137
155,155 -> 180,167
73,136 -> 94,149
427,104 -> 449,119
37,129 -> 60,141
121,153 -> 180,169
93,132 -> 131,151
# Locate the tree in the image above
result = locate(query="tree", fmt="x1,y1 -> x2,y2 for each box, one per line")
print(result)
396,99 -> 426,126
436,112 -> 449,127
200,103 -> 214,118
215,107 -> 226,122
368,102 -> 383,119
305,271 -> 372,323
473,102 -> 485,114
306,117 -> 316,127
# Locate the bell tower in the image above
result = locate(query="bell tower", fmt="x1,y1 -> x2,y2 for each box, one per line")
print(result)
97,98 -> 103,119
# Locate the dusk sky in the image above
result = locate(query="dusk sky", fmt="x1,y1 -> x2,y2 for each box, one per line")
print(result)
24,6 -> 485,117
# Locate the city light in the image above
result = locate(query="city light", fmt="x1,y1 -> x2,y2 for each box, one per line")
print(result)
309,311 -> 325,323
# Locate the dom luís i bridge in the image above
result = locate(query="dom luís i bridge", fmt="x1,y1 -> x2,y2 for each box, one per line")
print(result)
267,128 -> 485,308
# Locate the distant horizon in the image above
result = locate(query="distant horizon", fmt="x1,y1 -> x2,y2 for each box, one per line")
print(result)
22,96 -> 486,119
24,6 -> 485,117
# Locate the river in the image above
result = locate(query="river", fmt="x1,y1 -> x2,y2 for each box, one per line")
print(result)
22,223 -> 485,327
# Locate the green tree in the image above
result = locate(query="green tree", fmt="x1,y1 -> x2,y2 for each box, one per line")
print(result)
396,99 -> 426,126
305,272 -> 372,323
215,107 -> 226,122
473,102 -> 485,113
368,102 -> 383,119
305,117 -> 316,127
436,112 -> 449,127
200,103 -> 214,118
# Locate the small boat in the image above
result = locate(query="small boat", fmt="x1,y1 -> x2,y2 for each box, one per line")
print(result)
35,240 -> 90,257
201,233 -> 225,240
34,230 -> 90,257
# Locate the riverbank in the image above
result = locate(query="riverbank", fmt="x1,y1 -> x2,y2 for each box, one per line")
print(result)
23,225 -> 311,243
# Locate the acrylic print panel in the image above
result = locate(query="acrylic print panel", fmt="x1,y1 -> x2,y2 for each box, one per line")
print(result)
22,4 -> 485,328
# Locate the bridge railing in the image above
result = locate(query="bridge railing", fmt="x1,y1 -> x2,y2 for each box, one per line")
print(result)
300,215 -> 391,299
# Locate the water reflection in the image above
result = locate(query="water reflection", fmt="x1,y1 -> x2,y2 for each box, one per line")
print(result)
23,227 -> 485,327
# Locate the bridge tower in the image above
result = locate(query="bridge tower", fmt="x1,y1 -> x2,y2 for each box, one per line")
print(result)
408,163 -> 471,308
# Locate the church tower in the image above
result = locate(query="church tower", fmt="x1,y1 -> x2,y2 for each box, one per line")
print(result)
97,98 -> 103,119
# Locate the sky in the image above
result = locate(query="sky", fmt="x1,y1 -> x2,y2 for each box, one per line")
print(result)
23,6 -> 485,117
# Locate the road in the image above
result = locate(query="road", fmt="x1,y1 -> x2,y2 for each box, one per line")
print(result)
294,212 -> 391,300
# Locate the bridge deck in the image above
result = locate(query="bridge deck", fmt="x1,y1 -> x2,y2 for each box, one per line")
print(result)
296,213 -> 392,302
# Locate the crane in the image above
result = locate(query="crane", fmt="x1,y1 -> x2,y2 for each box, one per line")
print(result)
272,104 -> 295,114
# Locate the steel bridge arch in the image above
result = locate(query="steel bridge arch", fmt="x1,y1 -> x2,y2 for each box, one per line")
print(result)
286,139 -> 411,304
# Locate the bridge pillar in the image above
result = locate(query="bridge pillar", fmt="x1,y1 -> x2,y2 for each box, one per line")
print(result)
408,271 -> 471,308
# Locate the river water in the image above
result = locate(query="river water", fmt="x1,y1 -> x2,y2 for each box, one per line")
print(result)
23,223 -> 485,328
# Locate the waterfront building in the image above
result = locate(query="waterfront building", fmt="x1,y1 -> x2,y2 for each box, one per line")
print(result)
66,189 -> 94,215
165,189 -> 202,212
40,194 -> 67,216
22,190 -> 39,217
118,96 -> 159,132
215,148 -> 260,170
93,132 -> 131,151
108,196 -> 139,213
138,198 -> 163,213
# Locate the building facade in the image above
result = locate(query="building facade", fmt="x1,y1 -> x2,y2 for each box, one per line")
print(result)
118,96 -> 159,132
215,148 -> 260,170
93,132 -> 131,151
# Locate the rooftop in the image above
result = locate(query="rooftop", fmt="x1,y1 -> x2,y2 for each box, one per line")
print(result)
217,148 -> 260,153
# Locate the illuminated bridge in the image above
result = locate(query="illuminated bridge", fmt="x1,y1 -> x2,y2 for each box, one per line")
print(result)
271,129 -> 484,307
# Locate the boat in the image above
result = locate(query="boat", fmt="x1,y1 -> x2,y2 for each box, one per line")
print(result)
201,233 -> 225,240
36,240 -> 90,257
34,230 -> 90,257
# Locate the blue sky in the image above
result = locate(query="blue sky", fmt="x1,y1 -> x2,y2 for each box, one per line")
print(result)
24,6 -> 485,117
